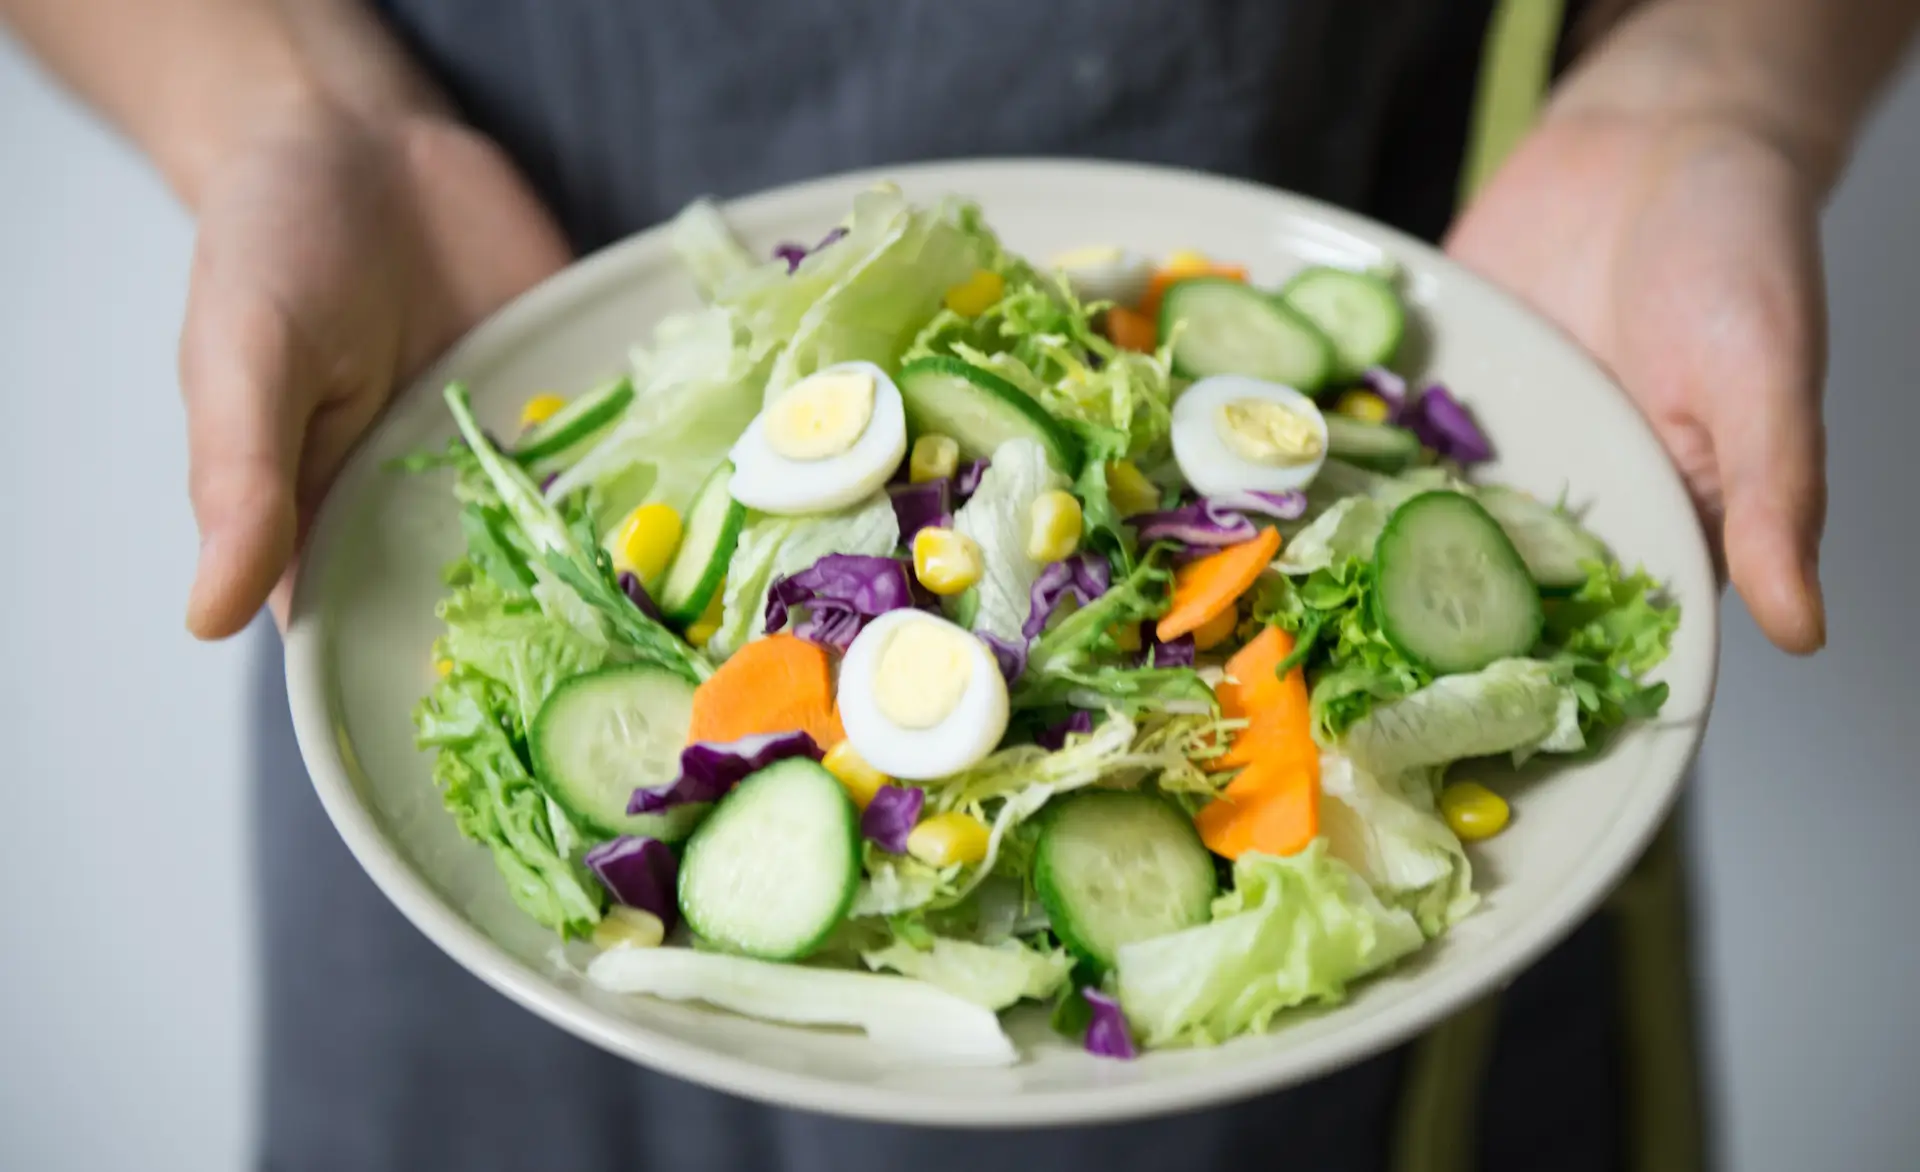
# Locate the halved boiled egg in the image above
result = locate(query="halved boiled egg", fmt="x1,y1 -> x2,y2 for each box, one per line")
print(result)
837,610 -> 1009,781
728,361 -> 907,515
1171,374 -> 1329,496
1048,245 -> 1154,308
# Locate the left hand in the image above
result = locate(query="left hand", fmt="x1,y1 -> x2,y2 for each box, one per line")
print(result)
1448,102 -> 1828,654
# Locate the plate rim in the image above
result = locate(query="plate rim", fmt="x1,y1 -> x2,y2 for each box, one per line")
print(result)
284,156 -> 1720,1127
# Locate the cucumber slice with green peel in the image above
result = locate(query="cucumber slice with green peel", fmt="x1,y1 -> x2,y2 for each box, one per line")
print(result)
658,460 -> 747,624
1473,485 -> 1609,594
1160,276 -> 1334,392
1371,491 -> 1544,675
1323,414 -> 1423,474
1033,791 -> 1217,971
529,665 -> 704,841
515,377 -> 635,467
896,356 -> 1082,475
677,758 -> 861,960
1279,267 -> 1406,382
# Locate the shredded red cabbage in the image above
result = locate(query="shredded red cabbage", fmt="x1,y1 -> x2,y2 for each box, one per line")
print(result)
1023,552 -> 1112,641
954,459 -> 990,500
617,570 -> 666,623
1081,988 -> 1137,1060
859,785 -> 925,854
888,480 -> 952,542
1139,629 -> 1195,668
1034,710 -> 1093,750
982,632 -> 1028,683
765,554 -> 918,653
583,836 -> 679,929
773,226 -> 849,273
1361,366 -> 1409,414
628,731 -> 822,814
1131,492 -> 1302,551
1402,384 -> 1493,465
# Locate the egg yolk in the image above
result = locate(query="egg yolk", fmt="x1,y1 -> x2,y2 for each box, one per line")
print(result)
764,370 -> 875,461
1215,398 -> 1324,466
874,619 -> 975,729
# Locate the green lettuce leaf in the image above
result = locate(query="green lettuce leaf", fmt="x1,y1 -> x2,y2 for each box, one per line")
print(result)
437,574 -> 608,736
1023,544 -> 1177,680
1317,752 -> 1477,937
861,936 -> 1073,1010
414,672 -> 603,938
669,198 -> 760,299
707,491 -> 901,659
1342,658 -> 1582,777
1540,560 -> 1680,739
544,307 -> 769,528
950,437 -> 1070,648
1114,841 -> 1425,1048
1274,496 -> 1389,576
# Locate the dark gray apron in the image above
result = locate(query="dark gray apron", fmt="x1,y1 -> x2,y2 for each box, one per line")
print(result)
253,3 -> 1681,1169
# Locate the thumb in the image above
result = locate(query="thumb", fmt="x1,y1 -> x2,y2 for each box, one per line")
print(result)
178,258 -> 306,640
1713,348 -> 1828,655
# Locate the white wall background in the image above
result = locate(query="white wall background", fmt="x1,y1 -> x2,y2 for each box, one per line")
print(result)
1,31 -> 1915,1172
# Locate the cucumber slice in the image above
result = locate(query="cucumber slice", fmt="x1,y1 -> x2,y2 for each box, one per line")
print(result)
1473,485 -> 1608,594
1033,791 -> 1216,971
529,665 -> 703,841
515,377 -> 635,467
1159,277 -> 1333,392
896,356 -> 1081,475
1371,491 -> 1543,674
1323,414 -> 1422,474
658,460 -> 747,624
677,758 -> 860,960
1279,267 -> 1406,381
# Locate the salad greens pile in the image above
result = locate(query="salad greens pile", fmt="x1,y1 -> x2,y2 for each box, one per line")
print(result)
407,185 -> 1679,1065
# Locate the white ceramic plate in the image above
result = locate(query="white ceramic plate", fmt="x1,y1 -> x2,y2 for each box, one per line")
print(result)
284,159 -> 1718,1128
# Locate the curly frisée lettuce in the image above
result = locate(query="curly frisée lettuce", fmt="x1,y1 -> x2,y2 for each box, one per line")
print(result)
1115,842 -> 1424,1048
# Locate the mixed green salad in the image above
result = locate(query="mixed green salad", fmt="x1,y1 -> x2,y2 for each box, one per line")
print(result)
408,184 -> 1679,1065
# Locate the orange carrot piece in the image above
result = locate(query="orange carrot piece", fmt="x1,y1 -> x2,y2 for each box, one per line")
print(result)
1140,262 -> 1249,320
1208,626 -> 1310,773
1104,305 -> 1159,353
688,634 -> 845,749
1195,758 -> 1319,860
1191,604 -> 1241,652
1156,527 -> 1281,642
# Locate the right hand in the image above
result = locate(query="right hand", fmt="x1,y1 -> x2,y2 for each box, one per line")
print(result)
179,99 -> 569,638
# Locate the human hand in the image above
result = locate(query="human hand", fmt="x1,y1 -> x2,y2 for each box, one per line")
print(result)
179,99 -> 569,638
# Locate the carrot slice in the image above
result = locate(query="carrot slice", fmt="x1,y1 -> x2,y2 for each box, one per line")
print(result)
1140,261 -> 1249,320
688,634 -> 845,748
1104,305 -> 1159,353
1195,758 -> 1319,860
1208,626 -> 1312,773
1155,527 -> 1281,642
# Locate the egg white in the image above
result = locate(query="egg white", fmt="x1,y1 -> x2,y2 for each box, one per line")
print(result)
728,361 -> 908,515
837,610 -> 1010,781
1170,374 -> 1330,496
1049,246 -> 1154,309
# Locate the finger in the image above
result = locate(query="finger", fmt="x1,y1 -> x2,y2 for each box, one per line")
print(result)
178,255 -> 307,641
1713,356 -> 1828,654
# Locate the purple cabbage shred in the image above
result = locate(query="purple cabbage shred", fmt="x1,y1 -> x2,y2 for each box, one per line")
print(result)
765,554 -> 918,653
583,836 -> 679,929
617,571 -> 666,623
1034,710 -> 1094,751
628,731 -> 822,814
1023,552 -> 1112,641
859,785 -> 926,854
1081,988 -> 1138,1060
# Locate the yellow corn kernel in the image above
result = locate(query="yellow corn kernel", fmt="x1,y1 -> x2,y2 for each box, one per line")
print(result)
824,741 -> 892,809
519,392 -> 568,429
1334,389 -> 1391,425
910,434 -> 960,484
684,582 -> 727,647
609,503 -> 684,586
1440,782 -> 1511,842
907,811 -> 991,867
1106,459 -> 1161,516
1107,621 -> 1143,652
1192,606 -> 1239,652
1026,490 -> 1084,562
433,657 -> 453,678
1164,249 -> 1213,272
592,906 -> 665,951
913,527 -> 984,596
944,269 -> 1006,317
